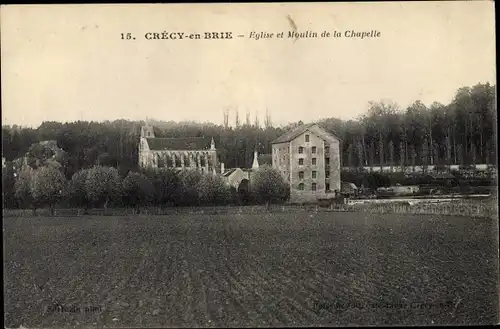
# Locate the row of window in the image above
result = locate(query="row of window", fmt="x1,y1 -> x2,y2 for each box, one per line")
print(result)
155,158 -> 209,168
298,182 -> 316,191
297,182 -> 331,191
298,146 -> 316,154
298,171 -> 330,180
298,158 -> 316,165
274,143 -> 331,154
297,157 -> 331,166
299,171 -> 317,179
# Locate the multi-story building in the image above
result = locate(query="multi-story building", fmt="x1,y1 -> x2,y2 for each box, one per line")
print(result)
272,123 -> 341,203
138,124 -> 219,174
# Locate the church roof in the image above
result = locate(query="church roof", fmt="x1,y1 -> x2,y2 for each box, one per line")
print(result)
146,137 -> 212,151
271,123 -> 340,144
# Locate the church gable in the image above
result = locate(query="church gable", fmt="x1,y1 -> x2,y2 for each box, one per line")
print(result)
146,137 -> 212,151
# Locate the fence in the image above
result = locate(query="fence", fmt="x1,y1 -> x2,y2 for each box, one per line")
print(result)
347,200 -> 497,218
3,199 -> 496,219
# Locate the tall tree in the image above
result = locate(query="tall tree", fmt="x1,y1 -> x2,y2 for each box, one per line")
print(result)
31,166 -> 67,215
85,165 -> 122,212
122,171 -> 154,213
388,140 -> 395,171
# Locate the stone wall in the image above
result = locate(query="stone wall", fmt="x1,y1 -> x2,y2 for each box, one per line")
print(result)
272,142 -> 290,182
328,139 -> 341,192
290,131 -> 326,198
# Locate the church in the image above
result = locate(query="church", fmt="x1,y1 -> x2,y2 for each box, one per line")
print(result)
138,124 -> 219,174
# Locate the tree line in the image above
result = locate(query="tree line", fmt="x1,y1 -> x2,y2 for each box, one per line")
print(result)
2,163 -> 290,212
2,83 -> 496,179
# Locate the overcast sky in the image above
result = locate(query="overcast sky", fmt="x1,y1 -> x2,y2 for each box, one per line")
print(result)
1,2 -> 496,128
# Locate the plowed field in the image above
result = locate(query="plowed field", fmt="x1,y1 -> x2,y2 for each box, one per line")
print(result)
4,212 -> 498,327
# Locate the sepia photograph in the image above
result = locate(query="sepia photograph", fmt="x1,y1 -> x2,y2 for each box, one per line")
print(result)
1,2 -> 498,328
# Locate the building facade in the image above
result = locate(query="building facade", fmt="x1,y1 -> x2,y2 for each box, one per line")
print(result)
272,123 -> 341,203
138,124 -> 219,174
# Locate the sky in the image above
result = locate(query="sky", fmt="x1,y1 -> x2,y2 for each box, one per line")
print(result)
1,2 -> 496,128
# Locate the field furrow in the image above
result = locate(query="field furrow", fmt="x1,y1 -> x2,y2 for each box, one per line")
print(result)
3,213 -> 498,327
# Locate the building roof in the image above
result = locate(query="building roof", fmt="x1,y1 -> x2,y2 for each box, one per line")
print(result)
146,137 -> 212,151
271,123 -> 340,144
222,168 -> 238,177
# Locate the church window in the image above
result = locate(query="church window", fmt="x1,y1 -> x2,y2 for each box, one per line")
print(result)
157,156 -> 165,168
166,155 -> 174,167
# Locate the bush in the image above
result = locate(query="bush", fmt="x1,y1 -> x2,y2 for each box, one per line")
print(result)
14,166 -> 37,212
250,165 -> 289,208
178,169 -> 204,206
122,171 -> 154,213
68,168 -> 91,209
197,174 -> 231,206
31,166 -> 67,215
85,165 -> 122,211
143,168 -> 181,206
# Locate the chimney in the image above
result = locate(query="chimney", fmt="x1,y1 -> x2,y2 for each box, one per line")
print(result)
220,162 -> 225,174
252,149 -> 259,169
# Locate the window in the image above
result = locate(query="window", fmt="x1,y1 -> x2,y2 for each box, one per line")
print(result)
158,157 -> 165,168
326,170 -> 330,178
325,158 -> 330,165
298,146 -> 304,154
326,183 -> 330,191
312,183 -> 317,191
305,134 -> 310,142
299,158 -> 304,165
312,171 -> 317,179
298,183 -> 304,190
299,171 -> 304,179
312,146 -> 317,153
312,158 -> 317,165
325,146 -> 330,153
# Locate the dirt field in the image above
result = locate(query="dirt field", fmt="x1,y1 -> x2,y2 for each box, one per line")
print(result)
4,212 -> 498,327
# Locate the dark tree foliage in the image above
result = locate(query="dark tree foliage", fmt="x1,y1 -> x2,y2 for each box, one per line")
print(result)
141,168 -> 181,206
2,83 -> 496,210
2,83 -> 495,177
